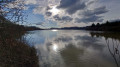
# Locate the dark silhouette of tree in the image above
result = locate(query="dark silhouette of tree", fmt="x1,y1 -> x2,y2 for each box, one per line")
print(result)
96,23 -> 100,27
87,20 -> 120,31
105,20 -> 110,26
91,23 -> 95,27
106,20 -> 109,24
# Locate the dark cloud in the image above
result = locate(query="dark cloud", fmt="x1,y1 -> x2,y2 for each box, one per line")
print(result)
66,2 -> 86,14
53,15 -> 61,21
62,16 -> 73,21
53,15 -> 73,22
57,0 -> 79,8
87,0 -> 96,5
45,12 -> 52,16
35,22 -> 44,25
76,15 -> 103,23
76,6 -> 108,23
82,6 -> 108,17
57,0 -> 86,14
46,6 -> 52,10
94,6 -> 108,15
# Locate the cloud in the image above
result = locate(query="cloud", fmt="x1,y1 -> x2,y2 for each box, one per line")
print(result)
66,3 -> 86,14
93,6 -> 108,15
55,0 -> 108,24
24,0 -> 37,5
75,16 -> 103,23
81,6 -> 108,17
23,0 -> 109,27
4,0 -> 27,10
86,0 -> 97,6
53,15 -> 73,22
57,0 -> 79,8
33,6 -> 47,14
57,0 -> 86,14
45,12 -> 52,16
75,6 -> 108,23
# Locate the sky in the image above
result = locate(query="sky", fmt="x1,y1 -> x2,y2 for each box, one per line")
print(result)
7,0 -> 120,28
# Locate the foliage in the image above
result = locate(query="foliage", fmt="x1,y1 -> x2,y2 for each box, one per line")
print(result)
86,20 -> 120,31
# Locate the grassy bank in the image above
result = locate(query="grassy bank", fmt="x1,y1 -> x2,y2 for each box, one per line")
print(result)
0,30 -> 39,67
0,16 -> 39,67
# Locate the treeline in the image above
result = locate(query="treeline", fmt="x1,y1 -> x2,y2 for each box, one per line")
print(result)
0,16 -> 41,31
86,20 -> 120,31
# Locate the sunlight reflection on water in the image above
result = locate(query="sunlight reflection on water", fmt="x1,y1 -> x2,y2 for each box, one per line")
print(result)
25,30 -> 120,67
52,43 -> 58,52
51,29 -> 58,32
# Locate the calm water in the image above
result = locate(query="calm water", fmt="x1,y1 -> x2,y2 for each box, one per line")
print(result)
25,30 -> 120,67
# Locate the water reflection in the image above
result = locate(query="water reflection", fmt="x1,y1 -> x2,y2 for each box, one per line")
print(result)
52,29 -> 58,32
52,43 -> 58,52
26,30 -> 120,67
91,32 -> 120,67
106,39 -> 120,67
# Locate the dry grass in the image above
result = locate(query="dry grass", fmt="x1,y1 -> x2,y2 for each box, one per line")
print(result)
0,30 -> 39,67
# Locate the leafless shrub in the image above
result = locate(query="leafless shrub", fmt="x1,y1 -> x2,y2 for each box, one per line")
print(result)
0,0 -> 27,23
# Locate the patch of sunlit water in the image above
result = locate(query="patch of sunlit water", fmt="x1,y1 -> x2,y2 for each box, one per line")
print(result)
52,29 -> 58,32
52,43 -> 58,52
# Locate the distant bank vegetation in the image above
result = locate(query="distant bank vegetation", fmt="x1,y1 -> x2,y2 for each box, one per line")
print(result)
86,20 -> 120,31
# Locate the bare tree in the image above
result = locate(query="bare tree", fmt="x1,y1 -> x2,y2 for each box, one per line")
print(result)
106,39 -> 120,67
0,0 -> 26,23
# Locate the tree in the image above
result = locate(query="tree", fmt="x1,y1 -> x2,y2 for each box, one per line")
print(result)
91,23 -> 95,27
96,23 -> 100,27
0,0 -> 25,23
106,20 -> 110,26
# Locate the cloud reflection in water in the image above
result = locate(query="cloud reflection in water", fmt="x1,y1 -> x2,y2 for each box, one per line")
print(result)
25,30 -> 119,67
